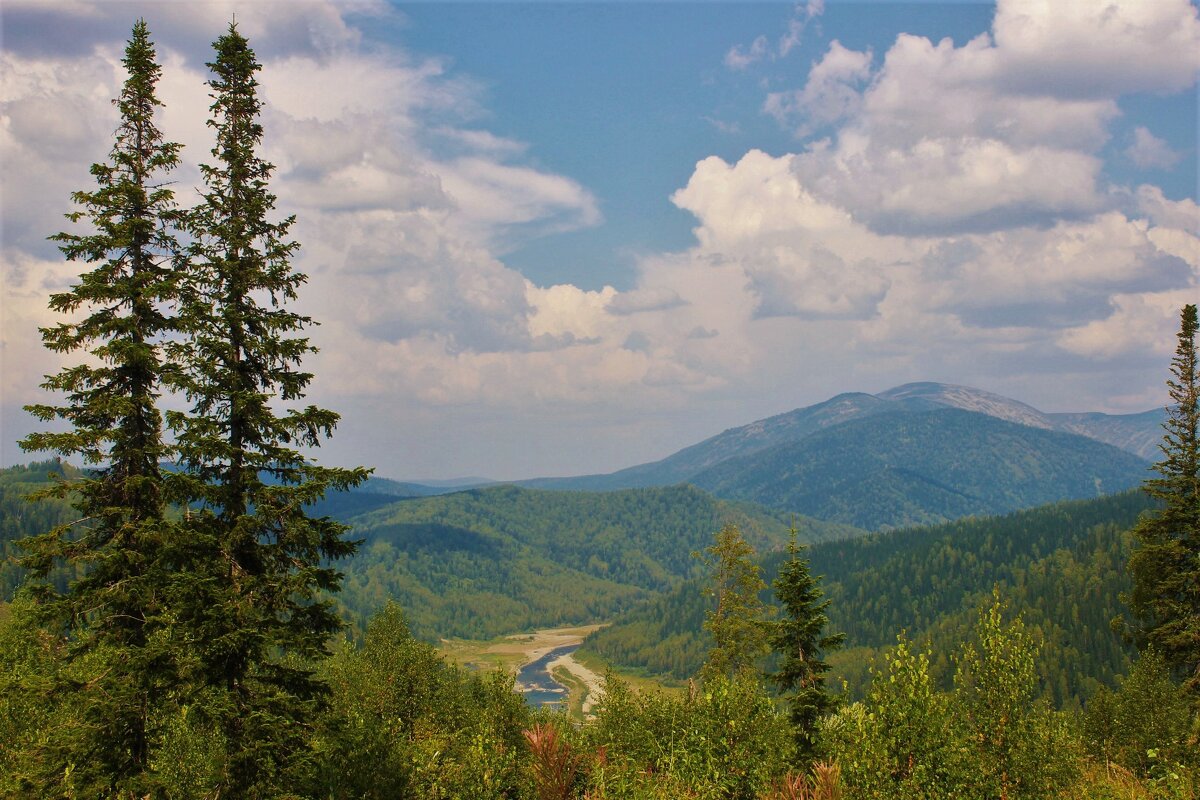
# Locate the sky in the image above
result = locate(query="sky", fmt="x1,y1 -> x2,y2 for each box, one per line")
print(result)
2,0 -> 1198,481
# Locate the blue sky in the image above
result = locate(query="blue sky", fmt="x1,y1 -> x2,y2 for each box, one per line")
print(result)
2,1 -> 1198,480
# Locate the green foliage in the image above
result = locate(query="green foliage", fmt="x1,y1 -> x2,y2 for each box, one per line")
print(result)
335,484 -> 853,640
1125,304 -> 1200,699
582,672 -> 794,799
1083,648 -> 1197,776
699,523 -> 770,681
307,603 -> 533,799
589,491 -> 1151,703
692,408 -> 1150,529
828,598 -> 1078,800
825,636 -> 966,800
952,592 -> 1079,799
0,462 -> 81,599
150,24 -> 368,797
769,527 -> 845,763
14,21 -> 185,796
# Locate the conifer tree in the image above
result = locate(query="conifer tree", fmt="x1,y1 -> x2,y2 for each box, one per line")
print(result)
166,23 -> 367,796
699,523 -> 770,681
1126,304 -> 1200,699
17,20 -> 182,795
768,525 -> 844,762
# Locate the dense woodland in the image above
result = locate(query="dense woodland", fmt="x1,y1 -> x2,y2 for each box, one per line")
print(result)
584,490 -> 1155,706
687,408 -> 1150,529
1,20 -> 1197,800
331,484 -> 857,639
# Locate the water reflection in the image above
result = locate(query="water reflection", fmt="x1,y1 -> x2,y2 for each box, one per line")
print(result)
516,644 -> 578,708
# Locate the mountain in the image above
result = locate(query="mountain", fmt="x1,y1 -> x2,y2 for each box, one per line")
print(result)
0,464 -> 863,639
523,392 -> 903,491
878,382 -> 1166,460
520,382 -> 1160,529
876,382 -> 1056,429
1047,410 -> 1165,461
582,490 -> 1155,706
308,475 -> 475,519
689,408 -> 1150,529
333,483 -> 863,639
0,461 -> 82,599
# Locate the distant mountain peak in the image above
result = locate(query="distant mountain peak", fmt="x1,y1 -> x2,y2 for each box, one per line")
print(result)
877,382 -> 1054,430
520,380 -> 1162,499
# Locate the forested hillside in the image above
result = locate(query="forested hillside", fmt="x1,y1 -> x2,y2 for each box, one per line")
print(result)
524,384 -> 1161,508
333,484 -> 862,638
0,464 -> 860,641
0,461 -> 82,598
584,490 -> 1156,705
691,408 -> 1149,528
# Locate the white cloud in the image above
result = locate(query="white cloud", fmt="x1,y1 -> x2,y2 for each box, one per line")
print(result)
725,0 -> 825,70
606,287 -> 685,316
779,0 -> 825,57
793,136 -> 1108,235
758,0 -> 1197,237
4,0 -> 1197,478
1126,126 -> 1182,170
1058,290 -> 1200,359
992,0 -> 1200,97
437,157 -> 601,250
764,41 -> 871,135
724,35 -> 769,71
1132,185 -> 1200,240
1,1 -> 603,453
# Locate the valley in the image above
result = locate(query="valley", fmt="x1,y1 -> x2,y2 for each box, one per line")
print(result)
438,625 -> 607,718
1,378 -> 1194,797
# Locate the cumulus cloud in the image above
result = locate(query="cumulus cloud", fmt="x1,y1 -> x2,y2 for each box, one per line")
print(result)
725,0 -> 824,70
1126,126 -> 1182,170
4,0 -> 1198,478
764,41 -> 871,134
802,136 -> 1109,235
606,287 -> 685,315
992,0 -> 1200,97
1,1 -> 604,447
757,0 -> 1199,239
1058,289 -> 1200,359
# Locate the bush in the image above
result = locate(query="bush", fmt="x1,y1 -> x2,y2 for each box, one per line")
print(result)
582,672 -> 793,799
824,636 -> 968,800
953,594 -> 1079,798
307,603 -> 533,799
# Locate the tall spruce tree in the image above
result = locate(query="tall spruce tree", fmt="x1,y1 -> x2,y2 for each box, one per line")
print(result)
1126,303 -> 1200,699
166,23 -> 367,796
699,523 -> 770,681
17,20 -> 182,796
17,18 -> 180,796
768,525 -> 844,762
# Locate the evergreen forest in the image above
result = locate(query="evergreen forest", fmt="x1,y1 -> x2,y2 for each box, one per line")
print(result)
1,20 -> 1198,800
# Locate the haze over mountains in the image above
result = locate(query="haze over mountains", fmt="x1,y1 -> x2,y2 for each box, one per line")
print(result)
514,382 -> 1159,529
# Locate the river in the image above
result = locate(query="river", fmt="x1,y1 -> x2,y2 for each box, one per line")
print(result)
516,643 -> 578,708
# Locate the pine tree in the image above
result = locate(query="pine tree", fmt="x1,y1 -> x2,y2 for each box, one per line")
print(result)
166,23 -> 368,796
768,524 -> 844,762
1126,304 -> 1200,699
699,522 -> 770,681
17,20 -> 182,795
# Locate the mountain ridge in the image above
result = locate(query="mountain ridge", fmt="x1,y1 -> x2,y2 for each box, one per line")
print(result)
689,407 -> 1150,529
522,382 -> 1162,493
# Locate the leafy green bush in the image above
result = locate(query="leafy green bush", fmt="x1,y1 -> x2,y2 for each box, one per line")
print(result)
582,672 -> 793,799
953,593 -> 1079,798
824,636 -> 968,800
1083,647 -> 1197,777
307,603 -> 533,799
